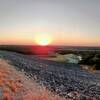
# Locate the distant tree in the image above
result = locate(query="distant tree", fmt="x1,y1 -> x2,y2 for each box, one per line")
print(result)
80,51 -> 100,70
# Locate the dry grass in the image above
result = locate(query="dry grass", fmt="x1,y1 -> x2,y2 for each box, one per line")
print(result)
0,59 -> 65,100
80,65 -> 97,72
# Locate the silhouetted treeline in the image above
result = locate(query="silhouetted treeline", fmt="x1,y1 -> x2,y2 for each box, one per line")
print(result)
0,45 -> 100,69
0,45 -> 55,55
79,51 -> 100,70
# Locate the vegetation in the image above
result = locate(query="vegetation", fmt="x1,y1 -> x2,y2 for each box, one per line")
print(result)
55,48 -> 100,69
0,45 -> 100,69
79,51 -> 100,70
55,49 -> 78,55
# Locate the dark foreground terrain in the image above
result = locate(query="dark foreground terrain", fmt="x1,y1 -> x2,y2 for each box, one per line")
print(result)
0,50 -> 100,99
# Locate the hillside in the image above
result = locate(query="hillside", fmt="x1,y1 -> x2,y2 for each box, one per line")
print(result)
0,50 -> 100,99
0,58 -> 63,100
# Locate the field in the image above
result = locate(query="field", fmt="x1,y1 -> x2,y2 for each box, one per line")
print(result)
0,45 -> 100,99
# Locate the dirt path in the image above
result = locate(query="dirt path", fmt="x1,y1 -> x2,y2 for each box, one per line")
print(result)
0,59 -> 64,100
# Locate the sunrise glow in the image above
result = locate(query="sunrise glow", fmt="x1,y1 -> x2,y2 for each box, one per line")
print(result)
34,33 -> 52,46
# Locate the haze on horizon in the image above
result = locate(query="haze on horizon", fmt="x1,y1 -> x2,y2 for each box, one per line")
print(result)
0,0 -> 100,46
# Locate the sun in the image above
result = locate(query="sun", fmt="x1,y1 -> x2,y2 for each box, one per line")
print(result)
34,33 -> 52,46
37,38 -> 51,46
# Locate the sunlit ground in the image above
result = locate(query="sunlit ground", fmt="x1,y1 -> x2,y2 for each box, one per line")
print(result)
0,59 -> 65,100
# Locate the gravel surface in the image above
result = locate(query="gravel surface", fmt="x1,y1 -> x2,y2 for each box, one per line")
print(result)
0,50 -> 100,99
0,58 -> 63,100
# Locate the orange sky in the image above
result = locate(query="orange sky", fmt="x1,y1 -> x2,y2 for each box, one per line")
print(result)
0,32 -> 100,46
0,0 -> 100,46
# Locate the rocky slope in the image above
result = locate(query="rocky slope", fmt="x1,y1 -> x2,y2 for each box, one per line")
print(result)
0,58 -> 64,100
0,50 -> 100,99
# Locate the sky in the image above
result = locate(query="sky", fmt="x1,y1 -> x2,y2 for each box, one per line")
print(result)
0,0 -> 100,46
